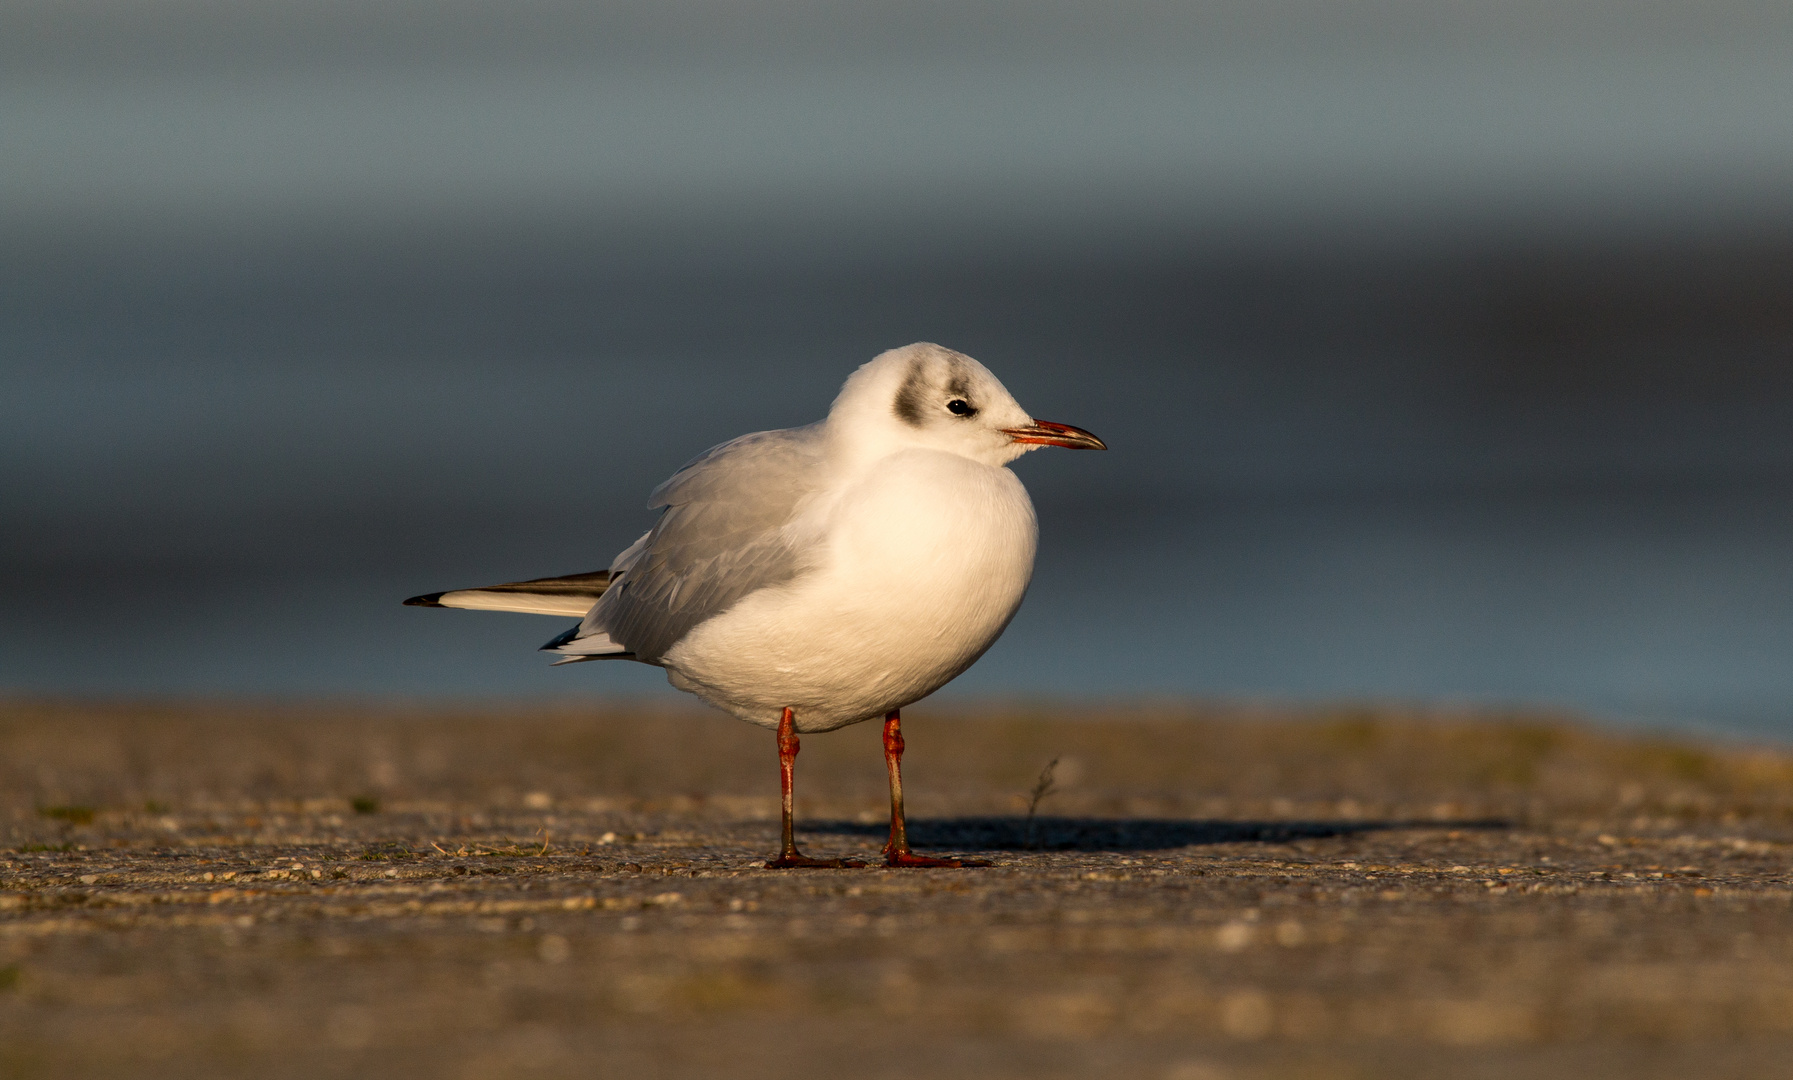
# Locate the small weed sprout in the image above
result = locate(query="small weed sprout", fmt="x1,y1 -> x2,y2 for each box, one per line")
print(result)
350,796 -> 380,815
1023,757 -> 1060,849
39,806 -> 95,826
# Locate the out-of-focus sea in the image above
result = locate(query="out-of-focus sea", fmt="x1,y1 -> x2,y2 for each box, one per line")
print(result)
5,234 -> 1791,739
6,2 -> 1793,737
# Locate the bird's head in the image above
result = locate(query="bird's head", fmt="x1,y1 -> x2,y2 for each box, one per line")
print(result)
828,343 -> 1106,467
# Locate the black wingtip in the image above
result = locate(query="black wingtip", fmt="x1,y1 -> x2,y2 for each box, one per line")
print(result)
403,592 -> 447,608
539,623 -> 583,650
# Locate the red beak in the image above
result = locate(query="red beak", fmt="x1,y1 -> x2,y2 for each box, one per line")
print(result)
1001,419 -> 1108,450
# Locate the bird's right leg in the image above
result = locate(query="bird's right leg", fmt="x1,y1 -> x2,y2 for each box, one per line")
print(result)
881,710 -> 989,868
766,707 -> 864,869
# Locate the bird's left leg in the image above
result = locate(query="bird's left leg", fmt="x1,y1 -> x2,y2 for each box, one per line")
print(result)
882,710 -> 990,868
766,707 -> 864,869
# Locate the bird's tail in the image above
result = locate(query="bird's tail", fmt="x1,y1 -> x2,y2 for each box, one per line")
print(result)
403,570 -> 613,618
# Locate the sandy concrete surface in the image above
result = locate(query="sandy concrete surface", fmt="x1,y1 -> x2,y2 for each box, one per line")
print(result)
2,698 -> 1792,1079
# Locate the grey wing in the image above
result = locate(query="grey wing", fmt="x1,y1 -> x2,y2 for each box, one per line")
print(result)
566,424 -> 828,663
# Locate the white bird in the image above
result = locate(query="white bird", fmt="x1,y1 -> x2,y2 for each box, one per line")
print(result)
406,343 -> 1105,867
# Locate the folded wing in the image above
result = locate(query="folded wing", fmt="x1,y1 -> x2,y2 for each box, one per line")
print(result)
404,425 -> 828,667
554,424 -> 828,664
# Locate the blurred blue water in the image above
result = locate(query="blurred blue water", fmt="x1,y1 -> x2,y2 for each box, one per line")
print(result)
4,2 -> 1792,737
6,482 -> 1790,739
5,238 -> 1792,738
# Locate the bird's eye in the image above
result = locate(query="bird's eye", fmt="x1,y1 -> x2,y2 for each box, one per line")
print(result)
946,399 -> 975,417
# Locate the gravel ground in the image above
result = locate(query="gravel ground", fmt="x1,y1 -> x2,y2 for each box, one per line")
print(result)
3,698 -> 1792,1079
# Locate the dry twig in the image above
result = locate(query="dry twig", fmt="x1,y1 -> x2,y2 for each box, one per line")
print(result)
1023,757 -> 1060,849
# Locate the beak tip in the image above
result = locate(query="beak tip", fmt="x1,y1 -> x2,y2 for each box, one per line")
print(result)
1004,419 -> 1107,451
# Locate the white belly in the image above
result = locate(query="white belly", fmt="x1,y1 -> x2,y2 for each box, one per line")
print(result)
661,448 -> 1038,732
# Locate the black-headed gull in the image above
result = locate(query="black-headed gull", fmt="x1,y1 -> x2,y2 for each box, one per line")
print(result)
407,343 -> 1105,867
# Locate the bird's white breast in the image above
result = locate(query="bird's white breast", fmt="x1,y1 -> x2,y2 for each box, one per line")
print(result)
662,448 -> 1038,731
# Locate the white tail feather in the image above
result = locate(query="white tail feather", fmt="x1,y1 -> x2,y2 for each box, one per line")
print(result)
403,570 -> 611,618
430,590 -> 596,617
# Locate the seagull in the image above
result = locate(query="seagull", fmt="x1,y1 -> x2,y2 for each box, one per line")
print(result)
405,343 -> 1105,868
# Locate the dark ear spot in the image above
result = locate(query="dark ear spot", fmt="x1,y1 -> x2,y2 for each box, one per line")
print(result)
944,355 -> 973,400
892,359 -> 928,427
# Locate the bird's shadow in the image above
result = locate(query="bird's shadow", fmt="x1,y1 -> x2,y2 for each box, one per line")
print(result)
807,815 -> 1510,853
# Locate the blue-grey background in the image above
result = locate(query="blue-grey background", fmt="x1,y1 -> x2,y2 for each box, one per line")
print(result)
4,1 -> 1792,735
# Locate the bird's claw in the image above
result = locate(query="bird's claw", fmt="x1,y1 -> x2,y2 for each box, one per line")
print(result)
765,852 -> 867,869
884,850 -> 991,869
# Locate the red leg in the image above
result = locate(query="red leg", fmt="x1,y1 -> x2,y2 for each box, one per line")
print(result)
766,708 -> 864,869
882,710 -> 990,868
